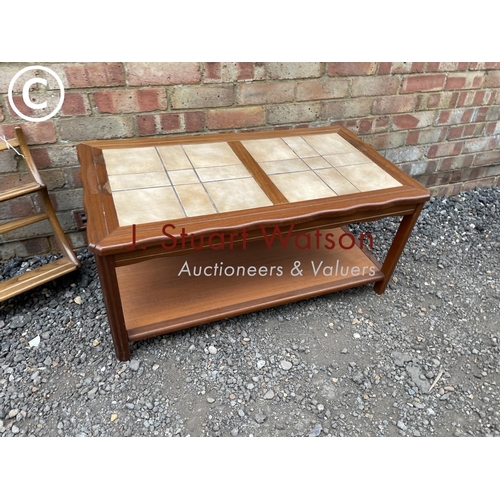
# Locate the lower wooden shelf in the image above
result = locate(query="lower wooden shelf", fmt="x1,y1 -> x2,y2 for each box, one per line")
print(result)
115,228 -> 383,341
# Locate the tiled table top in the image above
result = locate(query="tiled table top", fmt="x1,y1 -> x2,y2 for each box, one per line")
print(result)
102,132 -> 402,227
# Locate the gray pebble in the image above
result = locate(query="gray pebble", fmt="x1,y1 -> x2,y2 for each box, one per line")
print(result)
263,389 -> 275,400
280,360 -> 292,371
308,423 -> 322,437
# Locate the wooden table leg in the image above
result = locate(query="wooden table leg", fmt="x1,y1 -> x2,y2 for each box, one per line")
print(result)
374,203 -> 425,295
94,254 -> 131,361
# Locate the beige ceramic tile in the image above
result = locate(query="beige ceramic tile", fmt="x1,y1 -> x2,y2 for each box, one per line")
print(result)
103,147 -> 163,175
204,178 -> 273,213
269,171 -> 335,202
112,187 -> 185,226
282,136 -> 320,158
196,164 -> 251,182
108,171 -> 170,191
259,159 -> 310,175
324,150 -> 372,167
336,162 -> 402,192
168,169 -> 200,185
315,168 -> 359,196
241,138 -> 298,162
182,142 -> 242,168
302,156 -> 332,170
303,133 -> 358,156
156,145 -> 193,170
175,184 -> 217,217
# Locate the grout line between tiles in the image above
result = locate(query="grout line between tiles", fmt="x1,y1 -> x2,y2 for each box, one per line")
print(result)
155,147 -> 188,218
180,145 -> 220,214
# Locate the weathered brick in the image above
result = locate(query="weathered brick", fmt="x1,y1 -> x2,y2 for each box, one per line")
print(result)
378,63 -> 392,74
483,164 -> 500,177
387,62 -> 413,74
451,166 -> 486,184
171,85 -> 233,109
472,107 -> 489,122
62,166 -> 83,189
184,111 -> 205,132
406,127 -> 447,145
0,196 -> 34,220
485,122 -> 498,135
159,113 -> 183,133
61,93 -> 91,116
0,149 -> 17,173
7,93 -> 64,121
237,82 -> 295,105
204,63 -> 220,82
447,125 -> 465,140
0,237 -> 51,259
372,95 -> 416,115
203,63 -> 262,83
401,74 -> 446,93
473,150 -> 500,166
296,79 -> 349,101
321,98 -> 372,120
456,89 -> 495,107
49,188 -> 83,211
445,72 -> 484,90
59,116 -> 134,142
393,111 -> 436,130
424,92 -> 456,109
268,102 -> 321,125
267,62 -> 322,80
439,155 -> 474,171
0,122 -> 57,145
384,146 -> 423,164
0,63 -> 27,93
1,217 -> 53,242
438,108 -> 468,125
427,142 -> 463,158
94,89 -> 167,114
485,71 -> 500,87
127,62 -> 201,86
137,115 -> 157,136
39,168 -> 65,190
65,231 -> 88,251
0,172 -> 35,190
327,62 -> 376,77
426,63 -> 440,72
362,132 -> 407,150
404,161 -> 428,176
64,63 -> 125,88
485,105 -> 500,121
30,148 -> 51,169
463,136 -> 497,154
411,63 -> 426,73
429,183 -> 463,197
462,177 -> 496,190
351,76 -> 400,97
438,62 -> 463,72
373,116 -> 391,133
206,107 -> 265,130
470,62 -> 500,70
48,146 -> 79,167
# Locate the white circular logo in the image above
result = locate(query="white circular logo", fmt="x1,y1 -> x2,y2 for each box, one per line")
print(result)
8,65 -> 65,123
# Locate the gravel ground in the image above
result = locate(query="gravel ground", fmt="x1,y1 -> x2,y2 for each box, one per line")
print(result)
1,187 -> 499,438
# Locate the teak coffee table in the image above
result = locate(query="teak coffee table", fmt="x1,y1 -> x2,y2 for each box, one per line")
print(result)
77,126 -> 430,361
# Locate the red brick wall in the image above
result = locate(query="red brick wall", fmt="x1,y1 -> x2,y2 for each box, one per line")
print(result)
1,62 -> 499,259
